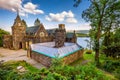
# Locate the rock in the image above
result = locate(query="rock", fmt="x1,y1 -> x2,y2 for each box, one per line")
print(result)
17,66 -> 26,72
17,66 -> 23,70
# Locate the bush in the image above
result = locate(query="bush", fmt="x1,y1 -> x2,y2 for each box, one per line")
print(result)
85,50 -> 93,54
75,64 -> 109,80
0,60 -> 114,80
103,60 -> 120,72
0,28 -> 10,47
102,60 -> 120,80
0,61 -> 41,80
115,68 -> 120,79
44,72 -> 67,80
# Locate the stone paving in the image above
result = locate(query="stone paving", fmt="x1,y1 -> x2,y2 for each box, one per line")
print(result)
0,47 -> 45,69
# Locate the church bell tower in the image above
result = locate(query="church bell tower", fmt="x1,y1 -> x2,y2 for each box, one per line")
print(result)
12,13 -> 26,50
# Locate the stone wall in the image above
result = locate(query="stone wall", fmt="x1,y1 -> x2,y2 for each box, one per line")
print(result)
29,49 -> 84,67
3,35 -> 13,49
30,51 -> 52,67
24,36 -> 54,49
63,49 -> 84,65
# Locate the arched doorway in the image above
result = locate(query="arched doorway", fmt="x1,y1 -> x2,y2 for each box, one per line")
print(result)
19,42 -> 22,49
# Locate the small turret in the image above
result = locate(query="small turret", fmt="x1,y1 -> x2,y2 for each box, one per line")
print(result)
73,30 -> 77,43
34,18 -> 40,26
22,19 -> 27,27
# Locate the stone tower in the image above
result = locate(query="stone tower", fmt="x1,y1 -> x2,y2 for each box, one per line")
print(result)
55,24 -> 66,48
12,14 -> 26,50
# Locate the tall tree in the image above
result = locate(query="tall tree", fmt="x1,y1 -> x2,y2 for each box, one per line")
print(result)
78,0 -> 120,65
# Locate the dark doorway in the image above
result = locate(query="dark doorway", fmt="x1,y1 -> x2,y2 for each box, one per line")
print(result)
19,42 -> 22,49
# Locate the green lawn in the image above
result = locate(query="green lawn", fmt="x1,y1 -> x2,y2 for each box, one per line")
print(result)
3,60 -> 40,73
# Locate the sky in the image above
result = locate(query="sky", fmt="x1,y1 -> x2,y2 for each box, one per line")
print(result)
0,0 -> 91,32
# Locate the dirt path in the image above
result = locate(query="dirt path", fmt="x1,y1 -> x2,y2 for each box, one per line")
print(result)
0,47 -> 45,69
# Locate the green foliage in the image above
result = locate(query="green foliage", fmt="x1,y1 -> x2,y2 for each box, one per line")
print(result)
44,72 -> 67,80
114,28 -> 120,43
0,28 -> 10,47
103,60 -> 120,73
102,28 -> 120,58
49,57 -> 110,80
101,60 -> 120,80
75,64 -> 109,80
73,0 -> 81,7
50,58 -> 63,71
85,49 -> 93,54
82,0 -> 120,65
0,56 -> 117,80
0,60 -> 41,80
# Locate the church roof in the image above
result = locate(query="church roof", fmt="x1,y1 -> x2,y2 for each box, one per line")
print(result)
26,24 -> 75,38
66,33 -> 74,38
26,25 -> 40,35
46,28 -> 56,35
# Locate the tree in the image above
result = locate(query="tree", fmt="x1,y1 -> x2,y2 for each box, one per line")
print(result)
0,28 -> 9,46
102,28 -> 120,58
80,0 -> 120,65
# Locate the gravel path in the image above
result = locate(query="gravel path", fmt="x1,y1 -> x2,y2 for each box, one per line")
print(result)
0,47 -> 45,69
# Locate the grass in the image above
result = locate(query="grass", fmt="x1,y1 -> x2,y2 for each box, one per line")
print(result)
71,50 -> 95,66
3,60 -> 40,73
1,50 -> 118,80
76,33 -> 89,37
71,50 -> 118,80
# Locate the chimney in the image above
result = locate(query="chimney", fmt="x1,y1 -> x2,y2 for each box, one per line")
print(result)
59,24 -> 65,29
54,24 -> 66,48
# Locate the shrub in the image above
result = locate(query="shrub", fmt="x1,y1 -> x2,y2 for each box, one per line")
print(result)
103,60 -> 120,72
103,60 -> 120,80
0,28 -> 10,47
85,50 -> 92,54
75,64 -> 109,80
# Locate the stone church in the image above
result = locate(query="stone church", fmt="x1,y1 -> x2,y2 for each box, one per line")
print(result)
3,14 -> 76,50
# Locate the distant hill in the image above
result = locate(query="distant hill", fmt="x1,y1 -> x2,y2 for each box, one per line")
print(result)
46,28 -> 89,34
67,30 -> 89,34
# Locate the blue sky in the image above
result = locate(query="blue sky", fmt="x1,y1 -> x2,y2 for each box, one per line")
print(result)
0,0 -> 91,32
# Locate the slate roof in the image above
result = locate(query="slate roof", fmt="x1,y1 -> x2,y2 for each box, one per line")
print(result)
26,25 -> 75,38
46,28 -> 56,35
26,25 -> 40,35
31,42 -> 83,58
66,33 -> 74,38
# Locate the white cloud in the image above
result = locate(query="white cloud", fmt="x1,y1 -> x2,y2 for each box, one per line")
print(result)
0,0 -> 22,12
66,18 -> 77,23
78,23 -> 91,30
23,2 -> 44,15
46,10 -> 77,23
0,0 -> 44,16
66,11 -> 74,17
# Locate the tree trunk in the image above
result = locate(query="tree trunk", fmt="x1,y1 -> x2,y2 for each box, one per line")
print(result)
95,41 -> 100,65
95,22 -> 101,65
